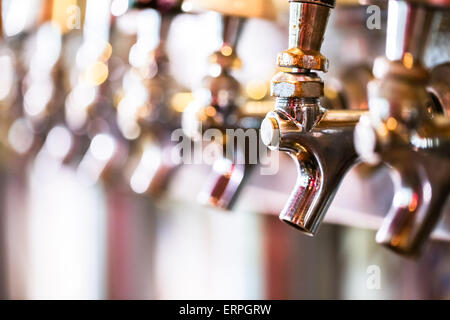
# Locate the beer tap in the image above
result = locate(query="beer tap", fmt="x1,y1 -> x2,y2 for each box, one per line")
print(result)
3,0 -> 63,161
354,0 -> 450,255
21,0 -> 64,134
320,3 -> 385,112
0,0 -> 19,159
72,0 -> 131,186
116,0 -> 184,195
181,0 -> 276,210
260,0 -> 367,235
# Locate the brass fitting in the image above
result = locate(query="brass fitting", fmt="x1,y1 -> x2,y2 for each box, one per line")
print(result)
271,71 -> 324,98
277,48 -> 328,72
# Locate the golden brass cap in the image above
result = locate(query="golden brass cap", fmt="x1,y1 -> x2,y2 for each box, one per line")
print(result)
271,71 -> 324,98
278,48 -> 329,72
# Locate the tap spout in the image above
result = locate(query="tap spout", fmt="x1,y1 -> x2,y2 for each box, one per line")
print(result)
356,113 -> 450,255
376,148 -> 450,255
199,159 -> 254,210
262,106 -> 365,235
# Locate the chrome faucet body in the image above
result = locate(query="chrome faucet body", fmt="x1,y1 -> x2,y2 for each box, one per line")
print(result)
123,2 -> 185,195
183,14 -> 262,210
354,0 -> 450,255
261,0 -> 367,235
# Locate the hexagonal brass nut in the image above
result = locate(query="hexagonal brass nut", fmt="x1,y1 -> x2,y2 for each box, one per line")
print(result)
277,48 -> 328,72
271,71 -> 324,98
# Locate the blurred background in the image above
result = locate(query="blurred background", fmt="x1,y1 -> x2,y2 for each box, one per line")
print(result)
0,0 -> 449,300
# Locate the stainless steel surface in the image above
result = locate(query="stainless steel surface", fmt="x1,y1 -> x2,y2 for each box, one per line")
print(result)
385,0 -> 436,64
182,13 -> 266,210
354,0 -> 450,255
262,105 -> 365,235
278,2 -> 331,72
288,2 -> 332,51
261,0 -> 368,235
117,7 -> 184,196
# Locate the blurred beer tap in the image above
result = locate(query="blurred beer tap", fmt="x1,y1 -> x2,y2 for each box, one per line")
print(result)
181,0 -> 277,210
319,3 -> 388,181
320,2 -> 388,112
27,0 -> 88,171
9,1 -> 93,166
21,0 -> 63,135
260,0 -> 367,235
0,0 -> 19,160
182,13 -> 249,210
354,0 -> 450,255
1,0 -> 44,162
323,64 -> 374,111
65,0 -> 112,135
115,1 -> 185,195
71,0 -> 132,186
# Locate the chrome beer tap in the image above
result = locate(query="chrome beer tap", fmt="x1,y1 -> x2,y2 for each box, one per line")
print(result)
185,13 -> 250,210
354,0 -> 450,255
3,0 -> 64,161
181,5 -> 275,210
72,0 -> 136,186
261,0 -> 367,235
179,1 -> 277,210
116,1 -> 185,195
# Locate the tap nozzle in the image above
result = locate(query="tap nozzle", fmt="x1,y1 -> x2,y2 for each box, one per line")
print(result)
355,115 -> 450,255
198,154 -> 254,210
262,104 -> 365,234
